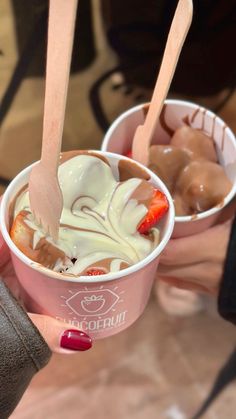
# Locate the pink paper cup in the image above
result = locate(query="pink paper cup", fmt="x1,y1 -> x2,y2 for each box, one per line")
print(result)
102,99 -> 236,237
0,151 -> 174,340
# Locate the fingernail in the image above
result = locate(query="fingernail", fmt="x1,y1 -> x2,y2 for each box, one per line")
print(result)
60,329 -> 92,351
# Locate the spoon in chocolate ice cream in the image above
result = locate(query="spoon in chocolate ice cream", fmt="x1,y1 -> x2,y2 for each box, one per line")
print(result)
29,0 -> 78,241
132,0 -> 193,166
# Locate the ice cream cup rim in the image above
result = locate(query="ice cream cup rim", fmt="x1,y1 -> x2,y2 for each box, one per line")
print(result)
102,99 -> 236,223
0,150 -> 175,284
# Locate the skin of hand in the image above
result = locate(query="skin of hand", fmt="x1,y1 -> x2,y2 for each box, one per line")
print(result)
158,201 -> 236,296
0,233 -> 92,354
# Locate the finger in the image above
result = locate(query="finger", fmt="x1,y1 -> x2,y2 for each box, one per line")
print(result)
156,280 -> 205,316
158,261 -> 221,282
159,276 -> 210,294
158,262 -> 220,294
160,220 -> 231,266
158,280 -> 205,298
28,313 -> 92,354
0,234 -> 21,299
0,230 -> 11,269
0,196 -> 12,269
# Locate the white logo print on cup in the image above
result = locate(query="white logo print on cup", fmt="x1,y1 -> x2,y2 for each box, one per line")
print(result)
58,287 -> 129,335
81,294 -> 106,313
63,288 -> 121,317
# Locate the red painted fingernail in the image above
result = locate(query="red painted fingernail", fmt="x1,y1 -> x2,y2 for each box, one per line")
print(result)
60,329 -> 92,351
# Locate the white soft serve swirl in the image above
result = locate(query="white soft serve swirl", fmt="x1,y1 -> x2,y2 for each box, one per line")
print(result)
14,155 -> 160,274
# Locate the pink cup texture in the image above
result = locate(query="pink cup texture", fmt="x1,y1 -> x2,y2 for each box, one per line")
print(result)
0,151 -> 174,339
102,100 -> 236,238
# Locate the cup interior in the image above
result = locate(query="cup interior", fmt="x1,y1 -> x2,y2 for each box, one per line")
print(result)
0,150 -> 175,283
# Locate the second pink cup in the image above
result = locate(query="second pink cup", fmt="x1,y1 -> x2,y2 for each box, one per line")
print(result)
102,99 -> 236,237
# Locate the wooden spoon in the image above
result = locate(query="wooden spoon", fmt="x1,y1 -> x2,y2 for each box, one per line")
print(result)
29,0 -> 78,241
132,0 -> 193,166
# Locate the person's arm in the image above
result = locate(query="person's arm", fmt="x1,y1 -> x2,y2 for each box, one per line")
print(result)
0,281 -> 51,419
0,235 -> 92,419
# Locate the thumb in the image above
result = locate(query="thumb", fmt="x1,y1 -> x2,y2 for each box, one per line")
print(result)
0,229 -> 11,269
0,195 -> 11,269
28,313 -> 92,354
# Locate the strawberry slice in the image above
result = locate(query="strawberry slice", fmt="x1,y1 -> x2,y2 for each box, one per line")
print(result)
10,210 -> 35,260
138,189 -> 169,234
10,210 -> 66,268
86,268 -> 106,276
124,150 -> 132,158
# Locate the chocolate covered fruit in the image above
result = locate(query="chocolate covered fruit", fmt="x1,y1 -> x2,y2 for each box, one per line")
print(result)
127,126 -> 232,216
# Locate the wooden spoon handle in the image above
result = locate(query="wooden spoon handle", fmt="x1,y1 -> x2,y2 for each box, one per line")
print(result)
41,0 -> 78,172
132,0 -> 193,165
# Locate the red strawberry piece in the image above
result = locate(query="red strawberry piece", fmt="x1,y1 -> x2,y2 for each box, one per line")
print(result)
86,268 -> 106,276
124,150 -> 132,158
138,189 -> 169,234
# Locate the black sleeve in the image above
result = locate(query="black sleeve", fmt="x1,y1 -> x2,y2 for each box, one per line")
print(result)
0,281 -> 52,419
218,213 -> 236,324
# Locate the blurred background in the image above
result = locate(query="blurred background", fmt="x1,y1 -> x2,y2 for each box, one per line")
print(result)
1,0 -> 236,418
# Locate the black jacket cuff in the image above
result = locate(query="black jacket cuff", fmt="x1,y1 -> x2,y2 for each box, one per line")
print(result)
0,281 -> 52,418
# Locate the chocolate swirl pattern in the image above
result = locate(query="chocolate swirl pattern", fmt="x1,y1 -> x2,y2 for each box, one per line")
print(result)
13,155 -> 160,275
